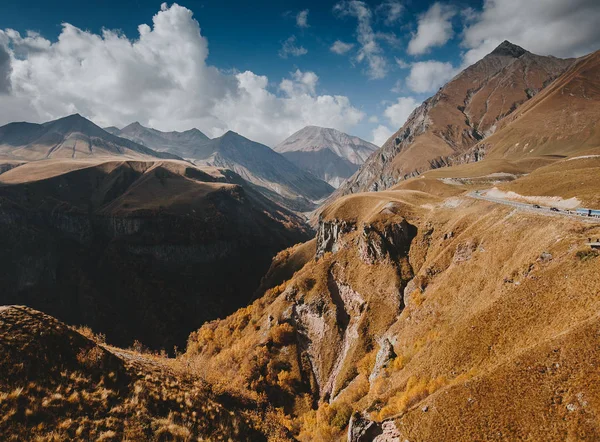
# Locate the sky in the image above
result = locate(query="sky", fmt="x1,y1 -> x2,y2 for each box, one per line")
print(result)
0,0 -> 599,147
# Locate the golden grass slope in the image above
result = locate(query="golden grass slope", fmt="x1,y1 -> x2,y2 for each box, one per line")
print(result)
184,182 -> 600,441
0,306 -> 285,441
481,49 -> 600,161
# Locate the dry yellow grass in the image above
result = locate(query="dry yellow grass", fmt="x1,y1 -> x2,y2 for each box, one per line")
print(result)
499,156 -> 600,208
0,306 -> 291,441
183,178 -> 600,440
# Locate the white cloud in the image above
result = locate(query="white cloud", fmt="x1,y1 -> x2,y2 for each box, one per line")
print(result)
391,79 -> 403,94
278,35 -> 308,58
407,3 -> 456,55
334,1 -> 388,79
371,124 -> 394,146
214,71 -> 365,144
0,3 -> 364,146
376,1 -> 404,26
406,60 -> 457,93
296,9 -> 310,28
462,0 -> 600,65
383,97 -> 420,127
330,40 -> 355,54
395,57 -> 410,69
368,115 -> 379,123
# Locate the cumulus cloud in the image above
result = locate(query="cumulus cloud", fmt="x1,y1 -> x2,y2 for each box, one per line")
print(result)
334,1 -> 388,79
0,3 -> 364,146
371,124 -> 394,146
296,9 -> 310,28
407,2 -> 456,55
371,96 -> 420,146
330,40 -> 355,54
383,97 -> 420,127
376,1 -> 404,26
213,70 -> 365,144
278,35 -> 308,58
406,60 -> 457,93
462,0 -> 600,65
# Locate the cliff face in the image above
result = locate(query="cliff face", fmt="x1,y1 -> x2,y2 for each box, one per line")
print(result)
0,160 -> 311,351
184,183 -> 600,440
333,42 -> 574,198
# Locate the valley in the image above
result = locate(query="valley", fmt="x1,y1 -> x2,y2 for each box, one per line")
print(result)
0,16 -> 599,442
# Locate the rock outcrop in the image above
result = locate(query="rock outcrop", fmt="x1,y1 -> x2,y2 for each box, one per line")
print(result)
348,412 -> 383,441
369,338 -> 397,382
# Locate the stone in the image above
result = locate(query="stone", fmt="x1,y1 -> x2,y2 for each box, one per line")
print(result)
369,338 -> 397,382
347,412 -> 383,442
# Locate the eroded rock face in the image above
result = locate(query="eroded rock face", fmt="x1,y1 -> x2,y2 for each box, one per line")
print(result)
373,421 -> 402,442
359,220 -> 413,264
316,219 -> 355,258
348,412 -> 383,442
347,414 -> 402,442
369,338 -> 397,382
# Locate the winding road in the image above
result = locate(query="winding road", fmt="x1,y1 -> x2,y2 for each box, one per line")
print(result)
467,190 -> 600,224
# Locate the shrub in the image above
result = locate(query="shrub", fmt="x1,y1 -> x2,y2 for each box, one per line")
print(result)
576,249 -> 599,262
269,323 -> 295,347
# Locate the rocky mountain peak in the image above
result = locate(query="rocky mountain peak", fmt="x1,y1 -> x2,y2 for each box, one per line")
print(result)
490,40 -> 528,58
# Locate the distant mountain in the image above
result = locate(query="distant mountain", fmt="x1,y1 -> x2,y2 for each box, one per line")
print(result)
274,126 -> 378,188
334,41 -> 575,197
110,122 -> 211,158
110,123 -> 334,211
0,114 -> 180,161
196,131 -> 334,211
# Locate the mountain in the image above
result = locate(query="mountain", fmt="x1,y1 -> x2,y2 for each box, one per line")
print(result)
110,122 -> 211,158
184,174 -> 600,440
0,159 -> 311,351
474,48 -> 600,161
274,126 -> 378,188
193,131 -> 334,211
0,114 -> 180,161
111,123 -> 334,211
334,41 -> 574,197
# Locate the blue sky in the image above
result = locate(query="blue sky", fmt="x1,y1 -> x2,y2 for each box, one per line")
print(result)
1,0 -> 599,146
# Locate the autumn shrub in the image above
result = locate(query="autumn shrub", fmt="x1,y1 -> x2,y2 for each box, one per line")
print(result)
377,375 -> 448,420
297,401 -> 352,441
269,323 -> 296,347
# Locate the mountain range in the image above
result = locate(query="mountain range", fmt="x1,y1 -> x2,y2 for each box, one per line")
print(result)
2,40 -> 600,442
0,158 -> 311,350
0,114 -> 180,161
107,123 -> 335,212
274,126 -> 378,188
